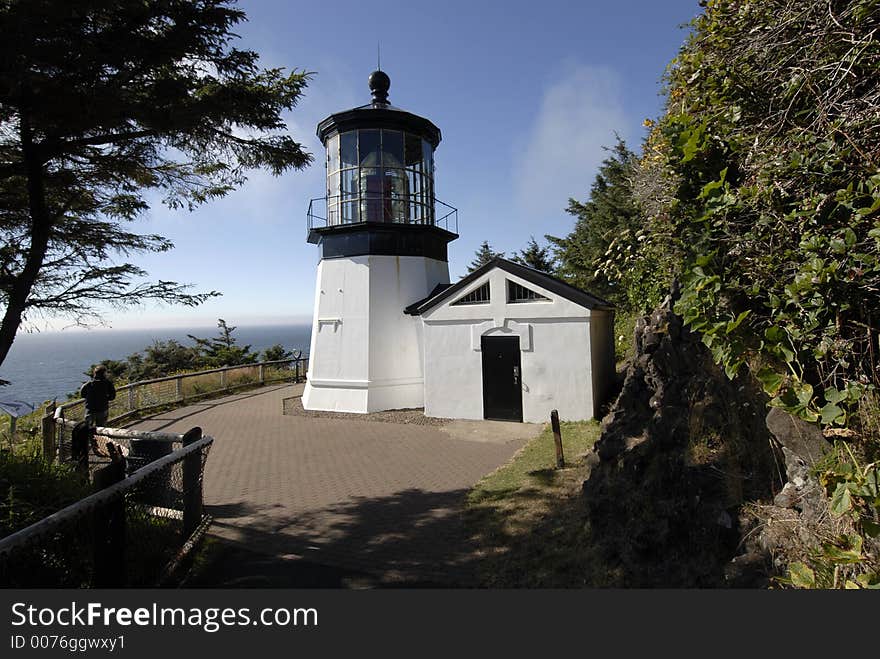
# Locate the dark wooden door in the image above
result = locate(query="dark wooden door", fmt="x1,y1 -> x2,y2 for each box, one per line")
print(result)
481,336 -> 523,422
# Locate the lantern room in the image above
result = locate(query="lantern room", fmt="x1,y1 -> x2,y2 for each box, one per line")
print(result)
324,127 -> 435,225
308,71 -> 457,259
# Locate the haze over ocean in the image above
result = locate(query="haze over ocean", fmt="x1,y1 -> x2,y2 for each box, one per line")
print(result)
0,324 -> 312,407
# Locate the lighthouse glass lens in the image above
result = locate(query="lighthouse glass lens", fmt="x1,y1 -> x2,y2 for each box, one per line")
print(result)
359,130 -> 380,167
341,168 -> 358,198
384,168 -> 408,222
381,130 -> 404,169
340,131 -> 358,168
422,140 -> 434,176
342,201 -> 359,223
360,167 -> 382,221
405,133 -> 422,168
327,134 -> 339,174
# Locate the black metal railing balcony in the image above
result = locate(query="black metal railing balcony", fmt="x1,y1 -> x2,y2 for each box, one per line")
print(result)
307,194 -> 458,239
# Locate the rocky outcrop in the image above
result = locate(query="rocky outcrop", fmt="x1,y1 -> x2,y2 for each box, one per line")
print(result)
581,295 -> 783,587
724,409 -> 832,586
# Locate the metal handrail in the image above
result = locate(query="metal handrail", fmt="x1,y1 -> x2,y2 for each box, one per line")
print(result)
307,195 -> 459,236
55,356 -> 308,422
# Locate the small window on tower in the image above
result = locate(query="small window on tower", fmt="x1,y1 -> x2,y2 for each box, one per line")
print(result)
451,281 -> 490,306
507,280 -> 550,303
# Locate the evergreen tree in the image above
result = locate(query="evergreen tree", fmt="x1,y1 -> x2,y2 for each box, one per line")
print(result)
87,339 -> 203,383
512,236 -> 556,272
262,344 -> 293,362
467,241 -> 504,273
0,0 -> 313,374
546,138 -> 641,303
188,319 -> 257,368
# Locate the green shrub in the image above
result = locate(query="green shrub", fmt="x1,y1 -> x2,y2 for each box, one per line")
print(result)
0,451 -> 90,537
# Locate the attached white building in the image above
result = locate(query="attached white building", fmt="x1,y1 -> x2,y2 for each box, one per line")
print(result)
302,70 -> 614,422
405,257 -> 614,422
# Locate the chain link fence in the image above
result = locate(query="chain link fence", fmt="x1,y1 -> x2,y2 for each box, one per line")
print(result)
0,431 -> 212,587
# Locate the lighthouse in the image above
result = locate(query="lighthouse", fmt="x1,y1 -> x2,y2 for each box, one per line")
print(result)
302,71 -> 458,413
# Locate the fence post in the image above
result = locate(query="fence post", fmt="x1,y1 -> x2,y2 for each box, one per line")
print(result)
176,376 -> 184,403
550,409 -> 565,469
41,402 -> 56,463
220,369 -> 227,390
92,446 -> 126,588
182,427 -> 203,539
128,385 -> 135,414
259,363 -> 265,384
71,421 -> 90,481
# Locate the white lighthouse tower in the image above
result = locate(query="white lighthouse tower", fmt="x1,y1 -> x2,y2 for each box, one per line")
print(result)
302,71 -> 458,413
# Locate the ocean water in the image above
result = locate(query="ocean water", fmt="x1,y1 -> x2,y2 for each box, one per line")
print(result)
0,324 -> 312,407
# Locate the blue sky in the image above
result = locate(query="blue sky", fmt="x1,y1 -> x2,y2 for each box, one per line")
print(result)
53,0 -> 701,330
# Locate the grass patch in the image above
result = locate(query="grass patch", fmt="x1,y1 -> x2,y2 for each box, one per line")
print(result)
464,420 -> 602,587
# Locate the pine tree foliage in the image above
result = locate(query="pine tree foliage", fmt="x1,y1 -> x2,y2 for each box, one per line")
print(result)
261,344 -> 293,362
547,139 -> 643,305
0,0 -> 313,371
512,236 -> 556,273
187,318 -> 257,368
467,240 -> 504,273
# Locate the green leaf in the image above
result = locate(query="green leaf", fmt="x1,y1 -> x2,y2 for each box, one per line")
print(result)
819,403 -> 844,425
765,326 -> 785,343
726,309 -> 751,334
852,467 -> 879,497
830,483 -> 853,516
862,519 -> 880,538
824,387 -> 847,405
724,360 -> 742,380
795,381 -> 814,407
788,562 -> 815,588
681,121 -> 707,163
694,252 -> 714,267
821,535 -> 863,564
756,367 -> 784,395
699,167 -> 728,200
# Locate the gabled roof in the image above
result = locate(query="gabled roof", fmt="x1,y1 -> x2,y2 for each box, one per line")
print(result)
404,282 -> 453,313
404,257 -> 614,315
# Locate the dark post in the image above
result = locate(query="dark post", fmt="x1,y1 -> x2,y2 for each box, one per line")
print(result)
41,402 -> 56,463
182,427 -> 203,539
550,409 -> 565,469
71,421 -> 90,481
92,442 -> 126,587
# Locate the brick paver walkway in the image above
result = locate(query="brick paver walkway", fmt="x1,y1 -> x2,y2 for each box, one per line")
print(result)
132,385 -> 535,586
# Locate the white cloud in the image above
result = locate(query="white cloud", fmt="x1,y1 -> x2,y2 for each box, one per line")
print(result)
513,65 -> 629,217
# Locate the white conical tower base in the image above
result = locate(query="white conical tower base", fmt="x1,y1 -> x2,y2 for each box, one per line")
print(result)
302,254 -> 449,413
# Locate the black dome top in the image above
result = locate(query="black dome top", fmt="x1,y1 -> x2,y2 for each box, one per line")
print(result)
315,70 -> 442,148
368,70 -> 390,104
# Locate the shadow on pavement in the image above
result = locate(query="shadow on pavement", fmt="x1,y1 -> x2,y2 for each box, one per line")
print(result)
185,487 -> 485,588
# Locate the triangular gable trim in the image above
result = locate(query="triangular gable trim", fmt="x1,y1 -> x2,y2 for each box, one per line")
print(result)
404,257 -> 614,315
507,279 -> 550,303
451,280 -> 490,305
